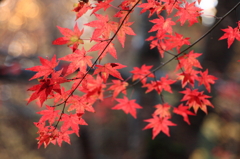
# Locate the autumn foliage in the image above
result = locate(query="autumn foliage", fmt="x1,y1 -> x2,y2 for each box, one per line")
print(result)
26,0 -> 240,148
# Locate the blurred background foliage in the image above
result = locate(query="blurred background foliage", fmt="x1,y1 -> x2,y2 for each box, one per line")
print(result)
0,0 -> 240,158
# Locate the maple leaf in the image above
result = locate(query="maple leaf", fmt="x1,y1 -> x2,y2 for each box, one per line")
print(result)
115,20 -> 136,47
72,1 -> 88,12
130,64 -> 155,84
143,115 -> 176,139
180,88 -> 214,114
34,122 -> 58,148
80,75 -> 106,100
57,130 -> 74,147
108,80 -> 128,98
67,94 -> 96,114
52,23 -> 84,52
51,87 -> 71,105
146,33 -> 190,58
176,50 -> 202,71
61,113 -> 88,136
37,105 -> 60,125
59,47 -> 93,75
85,13 -> 117,39
153,103 -> 171,117
138,0 -> 164,17
219,24 -> 240,48
114,10 -> 128,20
149,15 -> 175,34
162,0 -> 181,14
70,71 -> 90,91
177,69 -> 199,88
147,36 -> 169,58
93,63 -> 126,83
88,40 -> 117,60
91,0 -> 113,14
112,96 -> 142,119
27,70 -> 68,106
26,55 -> 58,80
173,104 -> 195,125
120,0 -> 141,8
73,2 -> 91,20
175,2 -> 203,26
197,69 -> 218,92
166,33 -> 190,52
143,75 -> 176,94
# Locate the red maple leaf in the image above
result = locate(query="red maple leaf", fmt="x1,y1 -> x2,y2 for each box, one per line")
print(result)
177,69 -> 199,88
108,80 -> 128,98
112,96 -> 142,118
34,122 -> 58,148
146,33 -> 190,58
91,0 -> 113,14
143,115 -> 176,139
168,33 -> 190,52
59,47 -> 93,75
73,2 -> 91,20
138,0 -> 164,17
120,0 -> 141,8
173,104 -> 195,125
61,113 -> 88,137
52,23 -> 84,52
26,55 -> 58,80
56,130 -> 74,147
93,63 -> 126,83
114,19 -> 136,47
70,71 -> 89,91
88,40 -> 117,60
162,0 -> 181,14
197,69 -> 218,92
50,87 -> 71,105
153,103 -> 171,117
67,94 -> 96,114
41,130 -> 74,148
85,13 -> 117,39
146,36 -> 168,58
80,75 -> 106,100
37,105 -> 60,125
72,1 -> 88,12
130,64 -> 155,84
27,70 -> 68,106
176,50 -> 202,71
180,88 -> 214,114
143,75 -> 176,94
219,22 -> 240,48
149,15 -> 175,34
175,2 -> 202,26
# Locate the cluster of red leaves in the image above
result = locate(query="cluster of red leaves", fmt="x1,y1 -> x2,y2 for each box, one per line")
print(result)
26,0 -> 238,148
